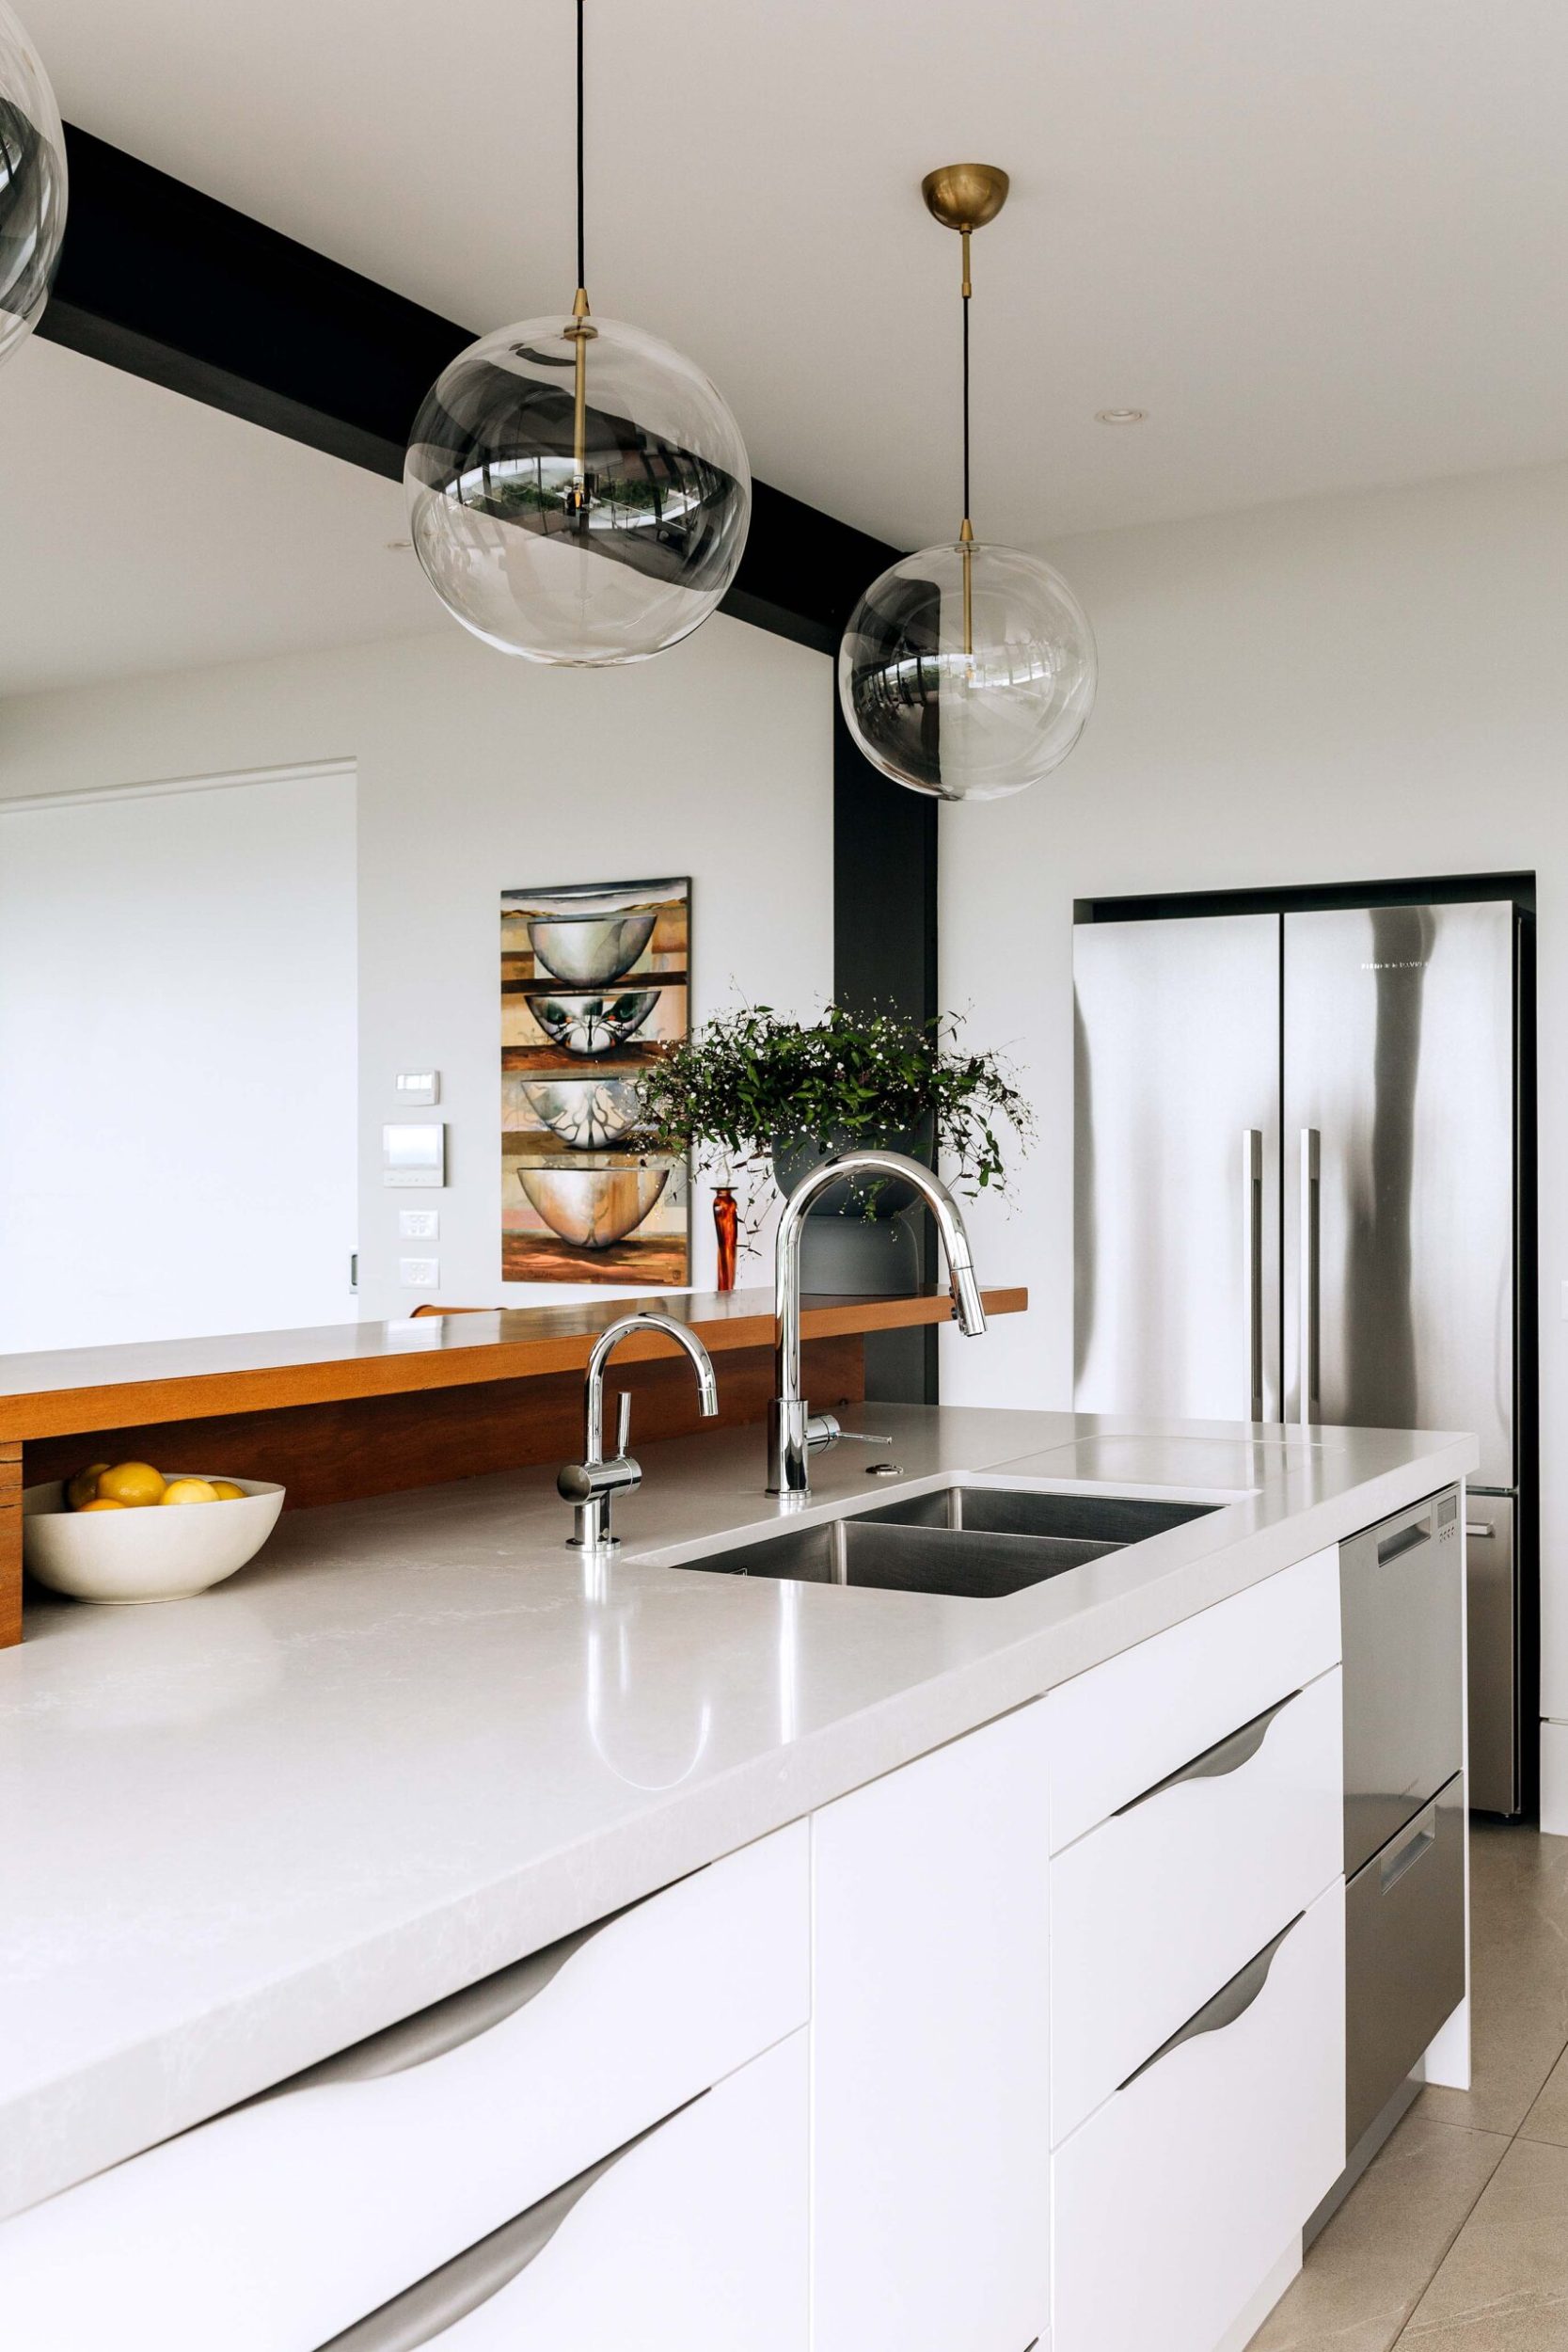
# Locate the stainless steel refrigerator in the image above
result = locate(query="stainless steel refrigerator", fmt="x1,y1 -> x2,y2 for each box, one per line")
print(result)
1073,898 -> 1529,1816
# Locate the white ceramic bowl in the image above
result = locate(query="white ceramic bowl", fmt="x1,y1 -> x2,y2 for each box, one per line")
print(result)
22,1476 -> 285,1604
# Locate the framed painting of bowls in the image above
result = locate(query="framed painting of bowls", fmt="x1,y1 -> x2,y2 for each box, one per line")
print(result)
501,877 -> 689,1285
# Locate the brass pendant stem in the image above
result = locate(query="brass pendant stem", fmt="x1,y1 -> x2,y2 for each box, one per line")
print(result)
565,285 -> 596,513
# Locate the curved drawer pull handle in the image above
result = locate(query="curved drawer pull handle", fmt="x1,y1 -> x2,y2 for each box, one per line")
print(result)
262,1911 -> 622,2100
1115,1689 -> 1300,1818
1117,1913 -> 1303,2092
319,2103 -> 693,2349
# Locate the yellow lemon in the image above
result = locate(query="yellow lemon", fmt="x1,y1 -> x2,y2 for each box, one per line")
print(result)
65,1462 -> 110,1510
209,1480 -> 247,1502
161,1477 -> 219,1506
77,1497 -> 126,1512
97,1461 -> 166,1508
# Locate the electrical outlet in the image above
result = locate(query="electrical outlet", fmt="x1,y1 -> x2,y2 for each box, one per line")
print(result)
399,1209 -> 439,1240
399,1257 -> 439,1289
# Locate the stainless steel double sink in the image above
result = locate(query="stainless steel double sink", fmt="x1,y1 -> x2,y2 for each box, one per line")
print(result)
671,1485 -> 1219,1601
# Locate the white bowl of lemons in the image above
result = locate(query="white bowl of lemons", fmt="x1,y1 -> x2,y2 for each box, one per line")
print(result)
23,1461 -> 285,1604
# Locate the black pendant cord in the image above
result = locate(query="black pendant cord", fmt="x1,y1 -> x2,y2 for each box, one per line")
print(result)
575,0 -> 586,293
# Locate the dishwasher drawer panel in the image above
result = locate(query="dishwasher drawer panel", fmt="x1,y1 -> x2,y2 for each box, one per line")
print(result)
1053,1878 -> 1345,2352
1340,1489 -> 1463,1878
323,2032 -> 808,2351
0,1824 -> 809,2352
1346,1774 -> 1465,2151
1050,1666 -> 1342,2144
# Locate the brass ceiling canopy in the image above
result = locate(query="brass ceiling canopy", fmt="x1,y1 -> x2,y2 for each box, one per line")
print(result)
920,163 -> 1010,236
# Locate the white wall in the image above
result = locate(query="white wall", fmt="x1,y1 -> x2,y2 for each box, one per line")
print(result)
939,456 -> 1568,1775
0,612 -> 832,1324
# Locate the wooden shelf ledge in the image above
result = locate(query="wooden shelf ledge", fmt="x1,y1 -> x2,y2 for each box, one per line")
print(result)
0,1286 -> 1026,1444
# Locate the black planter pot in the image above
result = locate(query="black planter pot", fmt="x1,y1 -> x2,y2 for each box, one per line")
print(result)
771,1115 -> 936,1298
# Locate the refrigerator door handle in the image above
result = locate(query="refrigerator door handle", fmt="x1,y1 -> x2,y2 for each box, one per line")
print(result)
1243,1129 -> 1264,1422
1298,1127 -> 1321,1427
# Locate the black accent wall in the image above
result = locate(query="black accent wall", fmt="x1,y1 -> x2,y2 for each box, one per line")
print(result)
832,701 -> 940,1403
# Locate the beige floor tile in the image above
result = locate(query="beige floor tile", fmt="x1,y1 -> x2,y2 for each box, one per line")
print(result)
1420,1826 -> 1568,2137
1246,2111 -> 1508,2352
1400,2136 -> 1568,2344
1520,2045 -> 1568,2151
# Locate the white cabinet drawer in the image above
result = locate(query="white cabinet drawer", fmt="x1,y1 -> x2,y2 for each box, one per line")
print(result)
1042,1545 -> 1340,1851
1051,1665 -> 1343,2142
1053,1876 -> 1345,2352
0,1824 -> 809,2352
323,2031 -> 808,2350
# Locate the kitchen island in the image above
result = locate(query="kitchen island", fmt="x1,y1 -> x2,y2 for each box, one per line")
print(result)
0,1401 -> 1475,2352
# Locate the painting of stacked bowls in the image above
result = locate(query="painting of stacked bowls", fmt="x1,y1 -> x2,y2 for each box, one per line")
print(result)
501,877 -> 689,1284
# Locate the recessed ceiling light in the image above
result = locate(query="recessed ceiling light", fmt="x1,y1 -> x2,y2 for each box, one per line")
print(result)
1095,407 -> 1148,425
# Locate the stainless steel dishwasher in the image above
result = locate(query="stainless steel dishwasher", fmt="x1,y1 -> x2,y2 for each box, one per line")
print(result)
1338,1486 -> 1466,2167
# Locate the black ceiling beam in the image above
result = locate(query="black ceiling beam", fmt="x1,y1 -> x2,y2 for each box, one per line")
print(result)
37,125 -> 897,656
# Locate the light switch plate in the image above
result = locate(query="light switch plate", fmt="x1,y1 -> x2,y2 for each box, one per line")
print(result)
396,1071 -> 440,1105
383,1122 -> 446,1187
399,1257 -> 439,1288
399,1209 -> 439,1240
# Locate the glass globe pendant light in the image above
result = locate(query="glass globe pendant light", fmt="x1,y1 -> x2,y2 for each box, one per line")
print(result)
0,0 -> 67,370
404,0 -> 750,665
838,165 -> 1096,802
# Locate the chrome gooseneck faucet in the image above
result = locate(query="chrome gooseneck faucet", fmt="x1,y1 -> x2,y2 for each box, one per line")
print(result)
768,1149 -> 988,1500
558,1311 -> 719,1551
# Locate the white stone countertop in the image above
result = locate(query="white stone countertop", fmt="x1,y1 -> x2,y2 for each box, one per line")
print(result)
0,1403 -> 1475,2220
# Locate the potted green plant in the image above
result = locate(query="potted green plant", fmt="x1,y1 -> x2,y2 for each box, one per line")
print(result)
633,1003 -> 1034,1294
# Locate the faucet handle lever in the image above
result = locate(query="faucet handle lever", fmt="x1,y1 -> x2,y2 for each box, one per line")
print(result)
614,1390 -> 633,1461
833,1428 -> 895,1447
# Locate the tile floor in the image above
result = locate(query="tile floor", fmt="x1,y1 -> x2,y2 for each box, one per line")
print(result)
1249,1822 -> 1568,2349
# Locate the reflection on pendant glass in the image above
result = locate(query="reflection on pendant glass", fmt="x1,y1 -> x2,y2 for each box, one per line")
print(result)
405,315 -> 751,666
0,3 -> 67,368
838,541 -> 1096,803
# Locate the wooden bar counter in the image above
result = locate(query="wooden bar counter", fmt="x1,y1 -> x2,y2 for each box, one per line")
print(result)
0,1285 -> 1025,1646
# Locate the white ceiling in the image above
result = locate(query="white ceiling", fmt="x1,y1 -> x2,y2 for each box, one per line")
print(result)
0,339 -> 436,693
8,0 -> 1568,672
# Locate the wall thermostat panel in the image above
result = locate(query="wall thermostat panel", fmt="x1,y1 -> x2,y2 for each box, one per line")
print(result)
395,1072 -> 440,1105
383,1122 -> 447,1187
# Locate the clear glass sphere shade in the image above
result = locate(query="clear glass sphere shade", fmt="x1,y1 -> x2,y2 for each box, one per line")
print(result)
0,0 -> 66,369
404,313 -> 751,665
837,541 -> 1097,802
